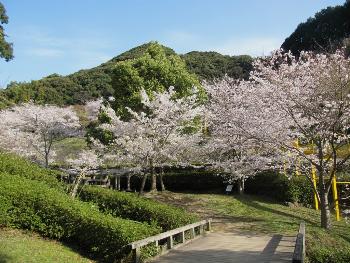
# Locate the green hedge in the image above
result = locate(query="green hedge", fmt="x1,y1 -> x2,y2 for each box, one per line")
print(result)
0,152 -> 63,190
245,171 -> 314,206
80,186 -> 198,231
0,173 -> 160,261
128,170 -> 225,192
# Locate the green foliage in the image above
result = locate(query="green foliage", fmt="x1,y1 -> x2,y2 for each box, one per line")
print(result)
0,173 -> 160,261
127,170 -> 225,192
110,42 -> 205,118
245,171 -> 314,206
0,92 -> 12,109
182,51 -> 253,80
282,1 -> 350,54
0,70 -> 112,106
80,186 -> 198,231
0,152 -> 64,190
86,110 -> 115,145
0,41 -> 253,108
106,42 -> 176,64
0,2 -> 13,61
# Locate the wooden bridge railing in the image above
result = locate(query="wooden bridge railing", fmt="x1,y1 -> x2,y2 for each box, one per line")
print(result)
129,218 -> 212,263
292,222 -> 306,263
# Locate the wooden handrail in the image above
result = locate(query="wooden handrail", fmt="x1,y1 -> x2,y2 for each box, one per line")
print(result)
129,218 -> 212,263
292,222 -> 305,263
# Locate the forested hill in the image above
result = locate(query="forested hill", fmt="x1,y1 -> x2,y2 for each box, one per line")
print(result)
281,0 -> 350,55
0,42 -> 252,109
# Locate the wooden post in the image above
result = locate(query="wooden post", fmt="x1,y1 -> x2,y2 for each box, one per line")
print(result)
207,220 -> 212,231
180,231 -> 185,243
117,175 -> 121,191
167,236 -> 173,249
133,247 -> 141,263
113,175 -> 117,189
190,228 -> 195,239
199,225 -> 204,235
292,222 -> 305,263
155,240 -> 159,252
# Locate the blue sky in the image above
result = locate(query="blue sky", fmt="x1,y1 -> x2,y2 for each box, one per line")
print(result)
0,0 -> 346,86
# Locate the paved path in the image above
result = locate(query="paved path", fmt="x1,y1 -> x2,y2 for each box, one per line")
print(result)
151,232 -> 295,263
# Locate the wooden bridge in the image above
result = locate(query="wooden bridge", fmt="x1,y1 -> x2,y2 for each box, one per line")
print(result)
129,220 -> 305,263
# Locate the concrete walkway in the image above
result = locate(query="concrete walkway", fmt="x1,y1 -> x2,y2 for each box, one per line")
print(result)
151,232 -> 295,263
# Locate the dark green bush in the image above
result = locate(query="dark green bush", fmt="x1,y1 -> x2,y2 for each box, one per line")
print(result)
128,170 -> 225,193
245,171 -> 315,206
0,173 -> 160,261
80,186 -> 198,231
0,152 -> 63,190
245,171 -> 290,202
288,176 -> 314,206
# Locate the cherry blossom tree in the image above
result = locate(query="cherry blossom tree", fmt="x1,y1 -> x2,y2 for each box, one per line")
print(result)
67,150 -> 100,198
205,49 -> 350,229
202,136 -> 274,194
96,87 -> 205,194
0,103 -> 81,167
85,98 -> 103,121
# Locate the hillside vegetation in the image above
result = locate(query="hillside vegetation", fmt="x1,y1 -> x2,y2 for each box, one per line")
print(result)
0,42 -> 252,110
282,0 -> 350,54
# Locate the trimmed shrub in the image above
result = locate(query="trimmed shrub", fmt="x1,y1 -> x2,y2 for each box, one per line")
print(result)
245,171 -> 314,206
128,170 -> 225,193
80,186 -> 198,231
0,173 -> 160,261
0,152 -> 63,190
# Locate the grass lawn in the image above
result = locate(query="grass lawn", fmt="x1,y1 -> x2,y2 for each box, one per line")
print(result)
53,137 -> 88,166
149,192 -> 350,262
0,228 -> 94,263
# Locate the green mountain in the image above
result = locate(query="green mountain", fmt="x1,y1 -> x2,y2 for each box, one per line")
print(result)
182,51 -> 253,81
281,0 -> 350,55
0,42 -> 252,109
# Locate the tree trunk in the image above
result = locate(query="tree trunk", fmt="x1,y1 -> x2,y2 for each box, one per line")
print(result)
116,175 -> 121,190
70,171 -> 85,198
238,177 -> 245,195
150,164 -> 157,192
139,174 -> 147,195
44,153 -> 49,168
159,167 -> 166,191
113,175 -> 117,189
315,142 -> 332,229
320,188 -> 331,229
126,174 -> 131,191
